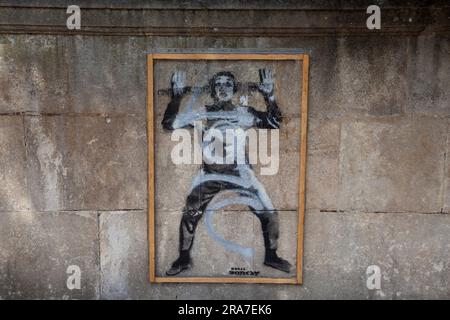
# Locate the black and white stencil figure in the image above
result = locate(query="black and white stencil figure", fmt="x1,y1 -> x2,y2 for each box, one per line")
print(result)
162,69 -> 291,276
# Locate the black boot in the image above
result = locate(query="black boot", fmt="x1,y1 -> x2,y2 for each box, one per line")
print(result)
264,249 -> 291,273
166,250 -> 192,276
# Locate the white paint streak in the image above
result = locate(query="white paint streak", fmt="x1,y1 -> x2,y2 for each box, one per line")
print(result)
31,118 -> 66,211
433,262 -> 444,272
87,138 -> 98,145
100,213 -> 130,298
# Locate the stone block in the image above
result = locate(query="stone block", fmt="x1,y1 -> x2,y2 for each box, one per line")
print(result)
444,120 -> 450,213
406,36 -> 450,116
0,36 -> 68,113
308,37 -> 408,119
0,35 -> 146,115
256,151 -> 300,210
338,117 -> 447,213
301,210 -> 450,299
24,115 -> 147,211
65,36 -> 146,115
0,211 -> 99,299
305,118 -> 341,210
99,211 -> 148,299
0,116 -> 29,211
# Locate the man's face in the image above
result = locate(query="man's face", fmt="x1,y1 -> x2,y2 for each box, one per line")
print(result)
214,75 -> 234,102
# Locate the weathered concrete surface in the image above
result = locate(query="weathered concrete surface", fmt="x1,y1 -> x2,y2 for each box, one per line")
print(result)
309,37 -> 408,119
0,37 -> 67,113
0,116 -> 29,211
338,117 -> 448,213
1,2 -> 448,37
1,35 -> 447,119
302,210 -> 450,300
99,210 -> 450,299
406,36 -> 450,117
99,211 -> 145,299
65,37 -> 146,115
24,115 -> 146,211
305,118 -> 340,210
0,36 -> 146,115
0,211 -> 99,299
445,119 -> 450,213
3,0 -> 446,10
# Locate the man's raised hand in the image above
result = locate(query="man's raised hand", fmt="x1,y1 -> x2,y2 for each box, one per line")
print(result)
258,68 -> 274,97
171,70 -> 186,97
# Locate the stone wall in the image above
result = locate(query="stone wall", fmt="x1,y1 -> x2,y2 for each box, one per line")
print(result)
0,1 -> 449,299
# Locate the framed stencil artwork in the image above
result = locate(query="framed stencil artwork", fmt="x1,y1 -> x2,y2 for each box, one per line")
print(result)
147,53 -> 309,284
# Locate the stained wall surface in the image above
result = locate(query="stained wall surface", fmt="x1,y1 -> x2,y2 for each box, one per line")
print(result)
0,1 -> 449,299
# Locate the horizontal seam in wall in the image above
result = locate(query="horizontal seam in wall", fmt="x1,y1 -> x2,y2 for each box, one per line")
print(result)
1,6 -> 448,11
0,209 -> 145,214
1,114 -> 448,121
307,114 -> 450,122
2,30 -> 448,37
317,209 -> 449,215
2,209 -> 446,215
0,111 -> 140,117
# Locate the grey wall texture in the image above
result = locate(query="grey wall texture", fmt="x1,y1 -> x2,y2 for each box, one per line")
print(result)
0,0 -> 449,299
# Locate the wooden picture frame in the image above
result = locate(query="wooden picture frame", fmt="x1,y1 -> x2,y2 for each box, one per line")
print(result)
147,53 -> 309,284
